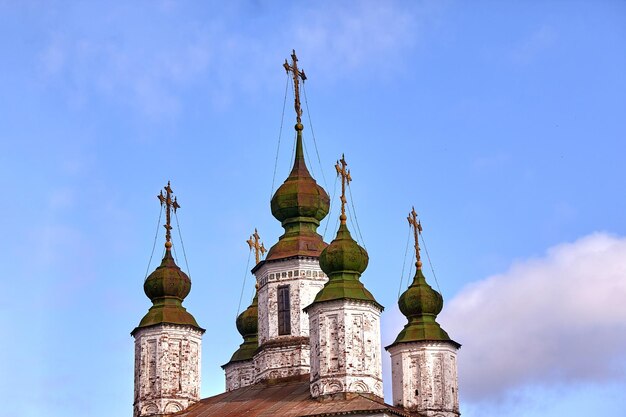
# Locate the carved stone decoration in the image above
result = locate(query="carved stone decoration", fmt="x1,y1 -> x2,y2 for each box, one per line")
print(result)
388,341 -> 459,417
133,324 -> 203,417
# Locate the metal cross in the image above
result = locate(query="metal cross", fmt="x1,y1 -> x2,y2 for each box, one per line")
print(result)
283,49 -> 307,125
335,154 -> 352,222
247,228 -> 267,265
157,181 -> 180,247
407,207 -> 423,269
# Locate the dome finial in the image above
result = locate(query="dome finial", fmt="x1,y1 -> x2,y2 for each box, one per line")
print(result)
246,228 -> 267,265
407,206 -> 423,270
157,181 -> 180,250
335,154 -> 352,225
283,49 -> 307,129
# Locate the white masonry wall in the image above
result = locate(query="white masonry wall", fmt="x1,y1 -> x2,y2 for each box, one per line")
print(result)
254,257 -> 327,381
388,341 -> 459,417
133,324 -> 203,417
223,360 -> 255,391
308,299 -> 384,398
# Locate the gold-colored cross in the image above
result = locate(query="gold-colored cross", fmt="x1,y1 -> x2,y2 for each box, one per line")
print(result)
335,154 -> 352,223
407,207 -> 423,269
283,49 -> 307,126
247,228 -> 267,265
157,181 -> 180,248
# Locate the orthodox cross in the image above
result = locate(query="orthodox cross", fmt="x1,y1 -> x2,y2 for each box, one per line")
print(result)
157,181 -> 180,248
247,228 -> 267,265
335,154 -> 352,223
407,207 -> 423,269
283,49 -> 307,125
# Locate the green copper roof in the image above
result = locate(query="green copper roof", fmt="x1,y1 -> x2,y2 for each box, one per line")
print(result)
267,124 -> 330,261
224,293 -> 259,364
132,249 -> 203,335
387,265 -> 458,348
306,221 -> 382,310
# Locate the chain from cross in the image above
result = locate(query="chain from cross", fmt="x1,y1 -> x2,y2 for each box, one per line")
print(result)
283,49 -> 307,125
407,207 -> 423,269
157,181 -> 180,248
335,154 -> 352,223
246,228 -> 267,265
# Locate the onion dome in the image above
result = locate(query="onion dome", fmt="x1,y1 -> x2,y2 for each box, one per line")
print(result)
306,215 -> 382,309
132,244 -> 203,334
388,264 -> 459,348
266,124 -> 330,260
223,293 -> 259,365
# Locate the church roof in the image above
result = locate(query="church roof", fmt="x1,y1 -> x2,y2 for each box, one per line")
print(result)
173,377 -> 416,417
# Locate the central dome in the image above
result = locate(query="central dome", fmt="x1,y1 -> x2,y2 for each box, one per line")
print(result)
270,125 -> 330,223
266,125 -> 330,261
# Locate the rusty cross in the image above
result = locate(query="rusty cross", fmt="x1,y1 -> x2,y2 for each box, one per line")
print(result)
335,154 -> 352,223
157,181 -> 180,248
283,49 -> 307,125
247,228 -> 267,265
407,207 -> 423,269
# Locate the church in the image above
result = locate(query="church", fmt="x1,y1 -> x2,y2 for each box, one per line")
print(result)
131,51 -> 461,417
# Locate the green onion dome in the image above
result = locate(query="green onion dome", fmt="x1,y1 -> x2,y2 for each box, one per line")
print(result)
389,263 -> 458,347
236,294 -> 258,339
143,247 -> 191,300
319,219 -> 368,274
132,244 -> 202,334
267,124 -> 330,260
307,216 -> 381,309
224,293 -> 259,365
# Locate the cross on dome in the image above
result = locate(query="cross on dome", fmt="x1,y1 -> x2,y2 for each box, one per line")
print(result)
335,154 -> 352,224
407,207 -> 423,270
246,228 -> 267,265
157,181 -> 180,249
283,49 -> 307,127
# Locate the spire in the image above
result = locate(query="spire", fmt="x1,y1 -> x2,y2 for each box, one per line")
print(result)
267,50 -> 330,261
132,182 -> 202,334
388,211 -> 458,348
308,155 -> 380,308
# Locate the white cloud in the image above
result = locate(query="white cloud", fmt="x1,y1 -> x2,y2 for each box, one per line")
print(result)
440,232 -> 626,401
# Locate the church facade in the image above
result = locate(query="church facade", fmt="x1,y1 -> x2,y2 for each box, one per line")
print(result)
132,51 -> 460,417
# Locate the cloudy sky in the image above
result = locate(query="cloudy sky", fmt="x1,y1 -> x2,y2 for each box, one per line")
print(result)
1,1 -> 625,416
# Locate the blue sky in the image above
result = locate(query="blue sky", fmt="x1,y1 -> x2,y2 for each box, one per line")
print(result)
1,1 -> 625,416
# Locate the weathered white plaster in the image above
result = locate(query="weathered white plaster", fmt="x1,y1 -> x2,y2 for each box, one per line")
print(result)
254,338 -> 311,382
388,341 -> 459,417
254,257 -> 327,380
308,299 -> 384,399
223,360 -> 255,391
133,324 -> 203,417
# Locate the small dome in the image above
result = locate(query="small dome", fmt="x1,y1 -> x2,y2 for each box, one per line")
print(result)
319,222 -> 368,275
398,266 -> 443,318
236,294 -> 258,338
387,265 -> 459,348
307,219 -> 381,310
270,127 -> 330,223
144,249 -> 191,301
